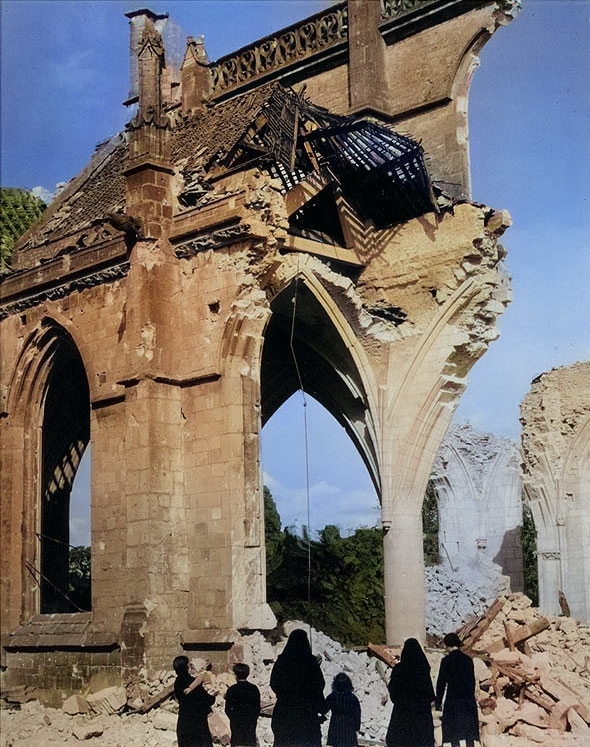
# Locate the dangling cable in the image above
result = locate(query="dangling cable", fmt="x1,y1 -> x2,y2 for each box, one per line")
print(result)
25,560 -> 85,612
288,270 -> 313,646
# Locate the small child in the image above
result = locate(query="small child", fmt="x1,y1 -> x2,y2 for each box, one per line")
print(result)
323,672 -> 361,747
183,658 -> 216,697
224,663 -> 261,747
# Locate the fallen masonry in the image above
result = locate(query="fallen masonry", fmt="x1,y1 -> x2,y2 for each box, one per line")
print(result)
2,594 -> 590,747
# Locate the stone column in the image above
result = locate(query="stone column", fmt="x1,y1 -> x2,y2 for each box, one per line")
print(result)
521,362 -> 590,624
537,551 -> 562,617
382,506 -> 426,644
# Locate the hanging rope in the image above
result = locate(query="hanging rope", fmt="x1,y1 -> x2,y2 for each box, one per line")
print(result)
24,560 -> 85,612
36,531 -> 84,551
288,270 -> 314,645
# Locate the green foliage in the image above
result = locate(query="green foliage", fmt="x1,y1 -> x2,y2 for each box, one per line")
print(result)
422,480 -> 440,566
264,490 -> 385,647
0,188 -> 46,269
521,498 -> 538,606
264,485 -> 285,574
69,546 -> 91,611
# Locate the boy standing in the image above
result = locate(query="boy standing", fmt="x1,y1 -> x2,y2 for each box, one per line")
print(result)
224,663 -> 261,747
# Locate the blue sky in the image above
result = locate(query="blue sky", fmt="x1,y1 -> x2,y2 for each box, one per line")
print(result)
2,1 -> 589,543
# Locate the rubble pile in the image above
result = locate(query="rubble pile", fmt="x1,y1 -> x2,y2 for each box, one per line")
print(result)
425,556 -> 510,637
2,598 -> 590,747
462,593 -> 590,746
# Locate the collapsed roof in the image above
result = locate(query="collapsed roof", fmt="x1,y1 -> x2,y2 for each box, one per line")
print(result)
14,82 -> 434,263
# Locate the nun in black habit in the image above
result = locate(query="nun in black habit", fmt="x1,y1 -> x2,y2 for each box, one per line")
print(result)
435,633 -> 480,747
385,638 -> 435,747
270,628 -> 326,747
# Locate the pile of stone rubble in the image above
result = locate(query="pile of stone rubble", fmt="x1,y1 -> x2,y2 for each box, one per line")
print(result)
2,595 -> 590,746
425,555 -> 510,638
465,593 -> 590,746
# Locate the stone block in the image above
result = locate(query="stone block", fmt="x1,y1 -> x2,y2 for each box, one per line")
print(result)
86,685 -> 127,715
62,693 -> 89,715
72,723 -> 105,740
152,710 -> 178,731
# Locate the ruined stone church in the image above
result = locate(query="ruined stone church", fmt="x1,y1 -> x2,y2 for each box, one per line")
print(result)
1,0 -> 521,698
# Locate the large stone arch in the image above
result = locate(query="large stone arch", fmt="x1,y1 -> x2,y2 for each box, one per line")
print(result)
1,318 -> 90,626
261,260 -> 380,491
521,362 -> 590,622
1,0 -> 520,698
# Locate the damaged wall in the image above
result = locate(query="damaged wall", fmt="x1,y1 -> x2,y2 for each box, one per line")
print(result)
432,423 -> 524,592
0,0 -> 518,699
520,361 -> 590,624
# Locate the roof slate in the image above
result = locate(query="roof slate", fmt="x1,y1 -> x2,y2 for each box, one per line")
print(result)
12,85 -> 275,267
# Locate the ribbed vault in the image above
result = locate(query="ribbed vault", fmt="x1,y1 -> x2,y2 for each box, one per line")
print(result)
261,279 -> 380,495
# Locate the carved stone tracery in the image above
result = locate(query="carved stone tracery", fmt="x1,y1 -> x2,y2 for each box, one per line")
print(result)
173,224 -> 252,257
209,5 -> 348,95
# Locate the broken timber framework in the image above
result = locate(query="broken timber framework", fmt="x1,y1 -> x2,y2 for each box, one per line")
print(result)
0,0 -> 519,702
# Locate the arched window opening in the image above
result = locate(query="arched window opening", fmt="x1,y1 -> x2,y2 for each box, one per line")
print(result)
261,394 -> 379,537
40,339 -> 90,613
521,496 -> 538,606
261,394 -> 381,646
259,279 -> 382,645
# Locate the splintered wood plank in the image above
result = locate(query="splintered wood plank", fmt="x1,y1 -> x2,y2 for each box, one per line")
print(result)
459,597 -> 504,649
486,617 -> 550,654
367,642 -> 401,668
504,620 -> 516,652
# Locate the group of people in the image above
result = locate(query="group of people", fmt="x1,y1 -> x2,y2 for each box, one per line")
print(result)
173,628 -> 480,747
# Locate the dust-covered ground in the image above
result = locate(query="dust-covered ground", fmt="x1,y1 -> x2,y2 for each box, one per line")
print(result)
3,595 -> 590,747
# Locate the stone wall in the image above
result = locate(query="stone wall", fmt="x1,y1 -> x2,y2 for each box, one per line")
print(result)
521,361 -> 590,624
432,423 -> 524,592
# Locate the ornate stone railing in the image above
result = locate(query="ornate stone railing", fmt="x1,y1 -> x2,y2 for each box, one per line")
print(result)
380,0 -> 433,19
208,0 -> 495,98
209,2 -> 348,97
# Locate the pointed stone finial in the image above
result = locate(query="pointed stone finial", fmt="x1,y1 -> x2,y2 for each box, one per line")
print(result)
347,0 -> 389,116
181,35 -> 211,115
125,9 -> 169,105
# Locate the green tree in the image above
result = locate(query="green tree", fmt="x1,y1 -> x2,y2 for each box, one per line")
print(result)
0,187 -> 46,269
69,545 -> 91,611
422,480 -> 440,565
264,485 -> 285,574
521,497 -> 538,605
264,484 -> 386,646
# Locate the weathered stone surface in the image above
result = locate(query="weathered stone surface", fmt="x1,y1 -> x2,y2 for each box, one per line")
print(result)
62,694 -> 89,715
151,710 -> 177,732
0,0 -> 519,694
71,723 -> 104,740
432,423 -> 524,592
521,361 -> 590,624
86,686 -> 127,715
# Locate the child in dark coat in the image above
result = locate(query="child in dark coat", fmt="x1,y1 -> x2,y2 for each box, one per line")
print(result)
224,663 -> 261,747
323,672 -> 361,747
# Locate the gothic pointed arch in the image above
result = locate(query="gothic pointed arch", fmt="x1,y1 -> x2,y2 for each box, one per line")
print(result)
261,267 -> 381,495
6,318 -> 91,615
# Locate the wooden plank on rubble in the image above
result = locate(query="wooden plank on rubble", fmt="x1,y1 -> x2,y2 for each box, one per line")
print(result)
492,661 -> 537,687
485,617 -> 550,654
523,683 -> 556,713
367,643 -> 401,668
458,597 -> 503,649
541,675 -> 590,722
504,620 -> 516,651
129,683 -> 174,713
